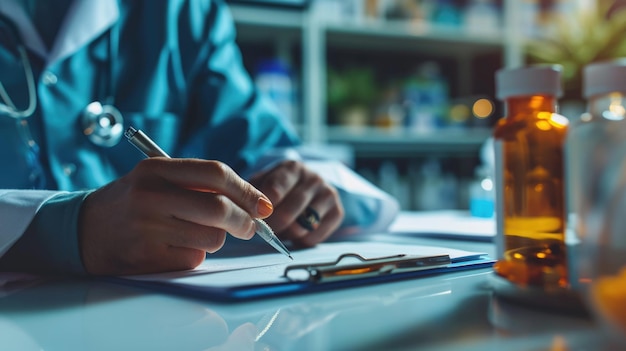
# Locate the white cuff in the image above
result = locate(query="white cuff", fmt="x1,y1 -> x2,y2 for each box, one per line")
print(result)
0,190 -> 64,257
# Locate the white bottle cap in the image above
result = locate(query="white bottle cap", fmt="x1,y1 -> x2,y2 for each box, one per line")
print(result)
583,59 -> 626,98
496,65 -> 563,100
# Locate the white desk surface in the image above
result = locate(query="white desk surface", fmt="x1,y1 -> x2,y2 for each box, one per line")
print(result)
1,234 -> 624,350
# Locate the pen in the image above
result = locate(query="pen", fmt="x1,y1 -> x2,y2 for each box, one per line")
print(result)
124,126 -> 293,260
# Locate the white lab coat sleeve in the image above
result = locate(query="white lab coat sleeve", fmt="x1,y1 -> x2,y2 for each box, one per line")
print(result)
244,148 -> 400,236
0,190 -> 64,258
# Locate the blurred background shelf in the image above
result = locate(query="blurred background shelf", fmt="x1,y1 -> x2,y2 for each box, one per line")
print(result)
230,4 -> 507,56
227,0 -> 507,210
323,20 -> 505,56
230,1 -> 514,142
226,0 -> 541,210
326,126 -> 492,158
229,4 -> 304,42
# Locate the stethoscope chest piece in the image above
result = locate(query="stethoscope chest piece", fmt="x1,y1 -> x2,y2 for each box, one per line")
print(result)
81,101 -> 124,147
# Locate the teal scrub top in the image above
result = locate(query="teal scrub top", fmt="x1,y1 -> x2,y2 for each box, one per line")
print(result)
0,0 -> 301,273
0,0 -> 299,190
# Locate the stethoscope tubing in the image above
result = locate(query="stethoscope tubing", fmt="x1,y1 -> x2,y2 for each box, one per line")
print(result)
0,13 -> 37,119
0,13 -> 125,148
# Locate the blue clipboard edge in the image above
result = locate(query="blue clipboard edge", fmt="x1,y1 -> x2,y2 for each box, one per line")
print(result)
104,256 -> 495,303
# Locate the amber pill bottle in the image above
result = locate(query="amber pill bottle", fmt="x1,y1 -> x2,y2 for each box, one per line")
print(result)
492,65 -> 569,290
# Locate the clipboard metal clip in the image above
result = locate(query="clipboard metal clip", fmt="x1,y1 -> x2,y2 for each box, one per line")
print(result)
283,253 -> 451,283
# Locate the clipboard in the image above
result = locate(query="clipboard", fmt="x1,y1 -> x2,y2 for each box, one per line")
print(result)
110,242 -> 495,302
283,253 -> 452,283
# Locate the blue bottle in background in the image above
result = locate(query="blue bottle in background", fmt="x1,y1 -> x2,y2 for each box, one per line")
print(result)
255,59 -> 296,124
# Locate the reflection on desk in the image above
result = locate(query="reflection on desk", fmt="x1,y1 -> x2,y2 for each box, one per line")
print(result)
0,237 -> 624,351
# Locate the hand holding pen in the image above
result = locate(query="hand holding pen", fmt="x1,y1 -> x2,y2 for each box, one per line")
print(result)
78,128 -> 288,275
125,126 -> 292,260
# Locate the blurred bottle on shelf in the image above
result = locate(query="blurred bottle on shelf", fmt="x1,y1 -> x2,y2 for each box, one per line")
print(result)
469,165 -> 494,218
379,160 -> 411,209
518,0 -> 580,38
373,84 -> 404,129
415,158 -> 458,210
316,0 -> 395,22
432,0 -> 462,27
385,0 -> 435,22
327,66 -> 376,128
314,0 -> 351,22
446,102 -> 471,129
402,62 -> 449,132
519,0 -> 540,37
364,0 -> 395,19
255,59 -> 297,124
537,0 -> 578,37
463,0 -> 500,35
470,136 -> 495,217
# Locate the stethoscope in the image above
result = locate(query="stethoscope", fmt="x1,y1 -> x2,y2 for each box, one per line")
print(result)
0,13 -> 124,149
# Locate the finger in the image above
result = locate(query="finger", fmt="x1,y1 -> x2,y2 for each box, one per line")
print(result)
264,170 -> 322,233
115,246 -> 207,275
148,246 -> 207,274
289,207 -> 343,248
159,217 -> 228,254
139,185 -> 258,240
109,222 -> 216,274
252,160 -> 301,206
93,224 -> 209,276
282,189 -> 344,247
136,158 -> 273,218
92,246 -> 207,276
90,214 -> 225,275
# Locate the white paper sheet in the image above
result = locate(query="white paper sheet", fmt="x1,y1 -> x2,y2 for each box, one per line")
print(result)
388,211 -> 495,241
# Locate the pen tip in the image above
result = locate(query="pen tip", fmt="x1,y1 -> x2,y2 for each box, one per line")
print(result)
289,255 -> 294,260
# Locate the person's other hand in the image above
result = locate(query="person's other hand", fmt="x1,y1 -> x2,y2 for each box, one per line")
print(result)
78,158 -> 274,275
249,160 -> 344,247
